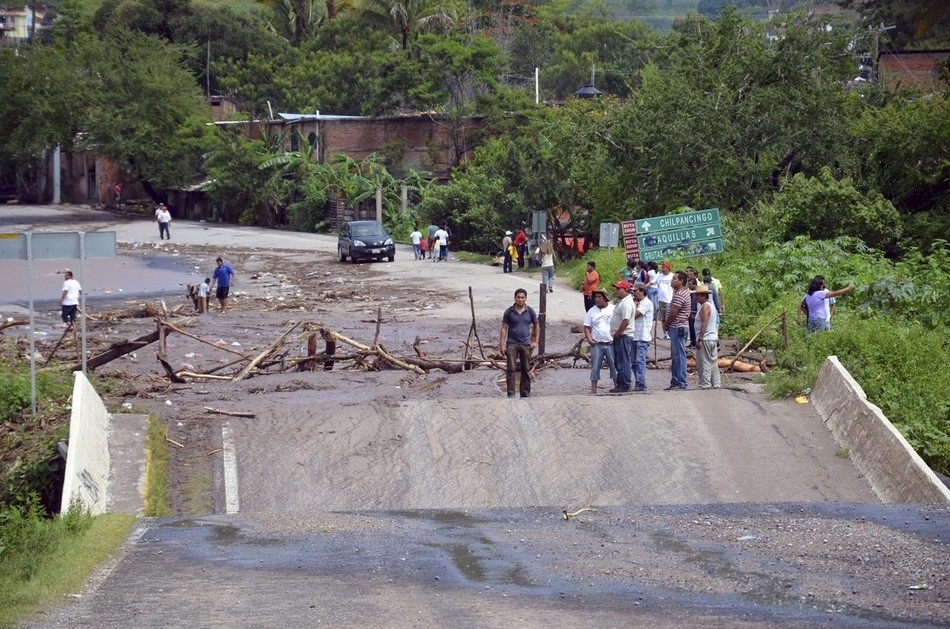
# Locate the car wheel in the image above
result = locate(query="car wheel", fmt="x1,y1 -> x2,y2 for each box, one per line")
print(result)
350,254 -> 358,264
387,254 -> 395,262
338,247 -> 346,262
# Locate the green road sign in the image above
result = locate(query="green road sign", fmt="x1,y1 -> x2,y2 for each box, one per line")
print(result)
639,238 -> 724,262
637,224 -> 721,251
636,208 -> 720,234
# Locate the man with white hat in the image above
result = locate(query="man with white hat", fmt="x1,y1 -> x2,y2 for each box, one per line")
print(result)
693,284 -> 721,389
501,231 -> 514,273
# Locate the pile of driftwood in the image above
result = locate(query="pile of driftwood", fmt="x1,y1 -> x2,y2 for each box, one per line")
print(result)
9,292 -> 769,381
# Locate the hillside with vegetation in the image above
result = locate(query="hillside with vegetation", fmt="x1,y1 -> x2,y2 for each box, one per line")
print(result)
1,0 -> 948,515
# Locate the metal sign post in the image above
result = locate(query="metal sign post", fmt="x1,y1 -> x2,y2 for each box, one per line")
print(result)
0,232 -> 116,417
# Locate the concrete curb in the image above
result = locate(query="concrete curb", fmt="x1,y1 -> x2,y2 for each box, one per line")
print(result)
811,356 -> 950,504
61,372 -> 147,515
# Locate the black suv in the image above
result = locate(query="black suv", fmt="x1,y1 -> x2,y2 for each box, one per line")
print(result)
338,220 -> 395,263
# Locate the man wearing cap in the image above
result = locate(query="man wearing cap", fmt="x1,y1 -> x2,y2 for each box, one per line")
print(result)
501,231 -> 513,273
693,284 -> 721,389
609,280 -> 636,393
655,261 -> 674,340
662,271 -> 690,390
500,288 -> 539,398
631,282 -> 654,392
584,289 -> 616,394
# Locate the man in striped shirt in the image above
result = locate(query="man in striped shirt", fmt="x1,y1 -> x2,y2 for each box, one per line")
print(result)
662,271 -> 691,390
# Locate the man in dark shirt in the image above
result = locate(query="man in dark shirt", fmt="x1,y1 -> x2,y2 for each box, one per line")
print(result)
499,288 -> 539,398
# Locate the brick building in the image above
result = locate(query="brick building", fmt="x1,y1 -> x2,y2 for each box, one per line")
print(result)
878,50 -> 950,93
229,112 -> 481,181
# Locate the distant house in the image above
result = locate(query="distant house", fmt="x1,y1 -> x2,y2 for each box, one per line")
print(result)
878,50 -> 950,93
0,6 -> 45,43
220,111 -> 482,182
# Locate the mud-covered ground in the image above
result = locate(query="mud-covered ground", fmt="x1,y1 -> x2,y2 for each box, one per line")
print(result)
13,240 -> 950,627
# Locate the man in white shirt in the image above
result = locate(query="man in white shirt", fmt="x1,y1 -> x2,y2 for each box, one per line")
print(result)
154,203 -> 172,240
410,227 -> 423,260
631,282 -> 654,391
60,271 -> 81,328
434,225 -> 449,261
583,289 -> 616,394
609,280 -> 636,393
654,261 -> 674,339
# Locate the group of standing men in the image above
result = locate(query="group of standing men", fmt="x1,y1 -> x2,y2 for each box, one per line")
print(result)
580,265 -> 722,394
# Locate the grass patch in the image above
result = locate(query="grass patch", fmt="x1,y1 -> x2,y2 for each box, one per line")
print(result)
453,251 -> 495,265
0,502 -> 135,627
144,416 -> 172,517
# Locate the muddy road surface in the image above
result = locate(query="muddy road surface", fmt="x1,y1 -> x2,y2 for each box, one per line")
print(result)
4,206 -> 948,627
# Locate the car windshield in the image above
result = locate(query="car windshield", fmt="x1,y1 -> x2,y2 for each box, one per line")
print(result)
352,225 -> 385,237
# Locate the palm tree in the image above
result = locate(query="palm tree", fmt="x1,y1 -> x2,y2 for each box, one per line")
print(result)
255,0 -> 328,44
356,0 -> 457,49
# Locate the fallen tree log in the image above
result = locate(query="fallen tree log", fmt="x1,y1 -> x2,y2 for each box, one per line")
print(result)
233,322 -> 301,381
70,329 -> 162,372
204,406 -> 256,418
0,318 -> 29,333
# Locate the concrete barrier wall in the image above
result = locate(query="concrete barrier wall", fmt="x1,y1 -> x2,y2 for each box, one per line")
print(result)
811,356 -> 950,504
60,372 -> 111,515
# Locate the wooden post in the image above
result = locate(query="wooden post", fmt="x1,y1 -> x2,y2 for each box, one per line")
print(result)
781,309 -> 788,349
538,283 -> 547,356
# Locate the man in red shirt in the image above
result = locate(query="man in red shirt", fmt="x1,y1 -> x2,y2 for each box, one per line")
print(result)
513,228 -> 528,269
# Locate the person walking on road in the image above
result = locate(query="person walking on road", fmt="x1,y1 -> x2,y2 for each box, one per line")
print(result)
426,224 -> 438,259
410,227 -> 423,260
693,285 -> 721,389
584,289 -> 616,394
154,203 -> 172,240
662,271 -> 690,390
582,261 -> 600,312
539,239 -> 556,292
609,280 -> 635,393
435,225 -> 450,261
211,257 -> 235,312
631,282 -> 654,392
499,288 -> 539,398
59,271 -> 81,329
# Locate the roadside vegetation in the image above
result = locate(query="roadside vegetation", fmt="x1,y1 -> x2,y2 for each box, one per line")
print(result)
0,343 -> 162,625
0,2 -> 947,619
0,497 -> 135,627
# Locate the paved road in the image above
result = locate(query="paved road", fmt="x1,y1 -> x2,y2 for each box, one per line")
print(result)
6,206 -> 948,628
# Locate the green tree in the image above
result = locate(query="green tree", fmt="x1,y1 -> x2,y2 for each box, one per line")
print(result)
601,9 -> 859,217
394,31 -> 505,166
356,0 -> 456,49
83,30 -> 217,200
849,96 -> 950,253
762,167 -> 903,252
0,35 -> 101,201
255,0 -> 330,44
204,129 -> 278,224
